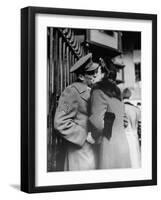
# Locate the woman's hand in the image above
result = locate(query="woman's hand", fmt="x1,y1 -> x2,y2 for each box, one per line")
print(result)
86,132 -> 95,144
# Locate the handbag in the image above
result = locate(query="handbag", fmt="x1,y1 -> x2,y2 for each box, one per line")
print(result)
103,111 -> 115,140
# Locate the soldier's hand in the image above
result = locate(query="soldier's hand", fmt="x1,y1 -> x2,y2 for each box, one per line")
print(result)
86,132 -> 95,144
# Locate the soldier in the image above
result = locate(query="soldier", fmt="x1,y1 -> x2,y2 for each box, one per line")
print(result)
54,53 -> 99,171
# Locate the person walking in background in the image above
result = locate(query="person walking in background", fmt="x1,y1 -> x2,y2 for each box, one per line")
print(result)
89,58 -> 131,169
122,88 -> 141,168
54,53 -> 99,171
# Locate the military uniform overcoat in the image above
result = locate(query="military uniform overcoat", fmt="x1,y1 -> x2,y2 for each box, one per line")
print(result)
54,82 -> 96,171
89,79 -> 131,169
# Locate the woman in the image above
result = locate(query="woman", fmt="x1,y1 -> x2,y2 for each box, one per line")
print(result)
89,59 -> 131,169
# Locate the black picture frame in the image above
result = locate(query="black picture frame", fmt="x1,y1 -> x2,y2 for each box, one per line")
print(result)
21,6 -> 157,193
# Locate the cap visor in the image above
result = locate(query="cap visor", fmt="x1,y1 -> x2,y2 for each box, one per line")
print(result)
86,63 -> 99,71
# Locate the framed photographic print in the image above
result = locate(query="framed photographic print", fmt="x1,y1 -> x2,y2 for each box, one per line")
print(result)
21,6 -> 157,193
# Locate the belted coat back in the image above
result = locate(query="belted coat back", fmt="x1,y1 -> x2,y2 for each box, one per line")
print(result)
54,82 -> 96,171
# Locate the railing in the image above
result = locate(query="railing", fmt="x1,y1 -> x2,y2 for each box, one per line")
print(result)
47,27 -> 84,171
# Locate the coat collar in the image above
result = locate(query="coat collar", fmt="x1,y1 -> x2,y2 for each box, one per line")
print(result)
71,82 -> 91,101
71,82 -> 91,94
92,78 -> 122,101
124,99 -> 137,108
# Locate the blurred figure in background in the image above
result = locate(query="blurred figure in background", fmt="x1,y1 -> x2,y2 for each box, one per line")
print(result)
122,88 -> 141,168
89,58 -> 131,169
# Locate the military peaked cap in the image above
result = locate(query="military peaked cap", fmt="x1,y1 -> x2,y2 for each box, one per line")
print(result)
70,53 -> 99,73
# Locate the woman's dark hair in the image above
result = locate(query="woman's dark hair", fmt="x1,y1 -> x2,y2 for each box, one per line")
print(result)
99,58 -> 109,75
99,57 -> 117,81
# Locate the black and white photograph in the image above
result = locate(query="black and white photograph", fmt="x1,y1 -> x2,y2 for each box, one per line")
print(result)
47,28 -> 142,172
20,6 -> 157,193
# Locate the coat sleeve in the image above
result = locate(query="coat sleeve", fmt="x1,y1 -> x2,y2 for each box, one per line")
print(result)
54,87 -> 87,147
89,89 -> 108,135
